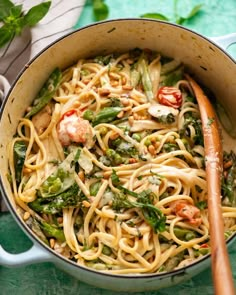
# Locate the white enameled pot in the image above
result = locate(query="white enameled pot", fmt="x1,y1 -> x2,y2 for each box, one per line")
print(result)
0,19 -> 236,292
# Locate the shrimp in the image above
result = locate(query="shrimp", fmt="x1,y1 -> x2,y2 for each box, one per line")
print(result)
57,109 -> 95,148
171,201 -> 202,226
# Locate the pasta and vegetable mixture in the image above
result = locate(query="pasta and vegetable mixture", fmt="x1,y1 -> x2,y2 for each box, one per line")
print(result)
8,49 -> 236,274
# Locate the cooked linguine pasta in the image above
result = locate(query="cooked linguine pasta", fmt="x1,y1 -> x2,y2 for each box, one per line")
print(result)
8,49 -> 236,274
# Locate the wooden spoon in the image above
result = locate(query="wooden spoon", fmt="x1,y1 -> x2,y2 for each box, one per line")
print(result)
186,74 -> 235,295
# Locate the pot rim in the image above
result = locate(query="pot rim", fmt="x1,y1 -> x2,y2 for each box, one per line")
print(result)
1,18 -> 236,279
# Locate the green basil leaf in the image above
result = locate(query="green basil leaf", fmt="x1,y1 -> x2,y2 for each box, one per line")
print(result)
93,0 -> 109,21
23,1 -> 51,27
176,4 -> 203,24
0,24 -> 14,48
0,0 -> 14,21
9,4 -> 23,19
140,13 -> 169,21
187,4 -> 203,19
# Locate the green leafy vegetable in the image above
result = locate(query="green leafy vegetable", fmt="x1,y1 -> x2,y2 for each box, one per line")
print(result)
111,169 -> 121,186
222,151 -> 236,206
29,183 -> 82,214
140,13 -> 169,21
13,141 -> 27,184
0,0 -> 14,21
38,151 -> 76,198
161,67 -> 184,86
116,141 -> 137,157
176,4 -> 203,25
94,54 -> 113,65
155,113 -> 175,124
23,2 -> 51,27
25,68 -> 62,118
0,0 -> 51,48
196,200 -> 207,210
113,186 -> 166,233
140,0 -> 203,25
39,219 -> 65,242
92,0 -> 109,21
90,181 -> 102,196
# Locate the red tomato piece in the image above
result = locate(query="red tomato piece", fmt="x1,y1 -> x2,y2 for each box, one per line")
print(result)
60,109 -> 77,121
199,243 -> 209,248
157,86 -> 182,109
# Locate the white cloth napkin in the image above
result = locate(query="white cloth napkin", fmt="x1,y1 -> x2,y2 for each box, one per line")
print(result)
0,0 -> 85,211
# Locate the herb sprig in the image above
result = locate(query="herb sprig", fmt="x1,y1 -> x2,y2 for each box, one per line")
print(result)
141,0 -> 203,25
0,0 -> 51,48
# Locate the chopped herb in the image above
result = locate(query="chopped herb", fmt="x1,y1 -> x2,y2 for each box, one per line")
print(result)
90,181 -> 102,196
207,117 -> 215,126
196,200 -> 207,210
13,141 -> 27,184
94,54 -> 113,66
111,169 -> 121,186
155,113 -> 175,124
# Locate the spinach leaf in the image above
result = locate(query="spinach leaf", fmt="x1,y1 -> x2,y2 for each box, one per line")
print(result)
13,141 -> 27,184
90,181 -> 102,196
111,169 -> 120,186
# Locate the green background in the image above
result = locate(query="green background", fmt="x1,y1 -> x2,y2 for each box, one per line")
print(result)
1,0 -> 236,294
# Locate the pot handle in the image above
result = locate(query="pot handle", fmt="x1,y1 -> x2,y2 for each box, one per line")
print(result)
0,244 -> 52,267
0,75 -> 10,103
211,33 -> 236,51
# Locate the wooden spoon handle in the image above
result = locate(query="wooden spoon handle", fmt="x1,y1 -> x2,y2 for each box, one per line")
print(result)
186,74 -> 235,295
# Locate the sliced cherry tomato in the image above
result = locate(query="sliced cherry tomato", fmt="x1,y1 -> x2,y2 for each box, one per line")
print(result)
199,243 -> 209,248
157,86 -> 182,109
60,109 -> 77,121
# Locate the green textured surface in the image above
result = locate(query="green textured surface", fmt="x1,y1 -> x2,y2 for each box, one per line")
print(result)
1,1 -> 236,294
